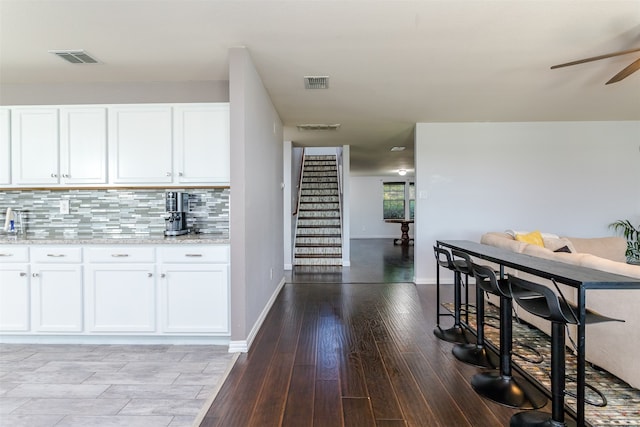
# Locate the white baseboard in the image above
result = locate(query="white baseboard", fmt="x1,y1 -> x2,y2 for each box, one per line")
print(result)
228,277 -> 286,353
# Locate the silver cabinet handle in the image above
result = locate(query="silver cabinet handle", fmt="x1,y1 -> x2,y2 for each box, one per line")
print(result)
47,254 -> 66,257
20,272 -> 26,277
161,273 -> 166,278
166,172 -> 172,177
185,254 -> 203,257
147,273 -> 153,278
111,254 -> 130,257
32,273 -> 39,277
0,253 -> 13,257
62,173 -> 70,178
178,172 -> 183,177
50,173 -> 58,178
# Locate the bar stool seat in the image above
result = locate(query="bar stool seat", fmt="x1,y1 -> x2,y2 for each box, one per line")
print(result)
433,246 -> 476,344
508,275 -> 623,427
470,265 -> 547,409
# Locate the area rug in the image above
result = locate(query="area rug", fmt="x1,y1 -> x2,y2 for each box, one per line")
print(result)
444,302 -> 640,426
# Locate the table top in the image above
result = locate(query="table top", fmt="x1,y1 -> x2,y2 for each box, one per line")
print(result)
437,240 -> 640,290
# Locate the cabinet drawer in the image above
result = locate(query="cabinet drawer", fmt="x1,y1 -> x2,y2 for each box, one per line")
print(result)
158,245 -> 229,263
85,246 -> 155,263
31,247 -> 82,263
0,246 -> 29,263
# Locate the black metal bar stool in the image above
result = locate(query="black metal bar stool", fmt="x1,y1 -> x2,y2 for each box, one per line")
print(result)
433,246 -> 476,344
508,275 -> 623,427
470,265 -> 547,409
451,250 -> 499,368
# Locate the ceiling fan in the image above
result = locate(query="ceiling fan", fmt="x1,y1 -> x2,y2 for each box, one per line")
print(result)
551,47 -> 640,84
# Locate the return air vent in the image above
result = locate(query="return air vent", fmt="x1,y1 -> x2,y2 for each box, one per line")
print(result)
304,76 -> 329,89
296,124 -> 341,131
49,50 -> 99,64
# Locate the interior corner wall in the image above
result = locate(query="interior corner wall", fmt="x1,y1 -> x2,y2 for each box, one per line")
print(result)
414,121 -> 640,285
229,47 -> 284,345
350,175 -> 416,239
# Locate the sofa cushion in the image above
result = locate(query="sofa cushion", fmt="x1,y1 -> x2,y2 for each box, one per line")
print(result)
481,232 -> 528,253
543,237 -> 577,253
579,254 -> 640,279
515,230 -> 544,247
565,236 -> 627,263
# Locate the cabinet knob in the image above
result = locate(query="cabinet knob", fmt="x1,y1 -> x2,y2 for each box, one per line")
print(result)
161,273 -> 166,278
178,172 -> 183,177
166,172 -> 172,177
51,173 -> 58,178
63,173 -> 70,178
32,273 -> 39,277
148,272 -> 153,278
20,272 -> 26,277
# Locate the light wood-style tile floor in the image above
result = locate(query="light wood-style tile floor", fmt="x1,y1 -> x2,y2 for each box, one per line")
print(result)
0,344 -> 236,427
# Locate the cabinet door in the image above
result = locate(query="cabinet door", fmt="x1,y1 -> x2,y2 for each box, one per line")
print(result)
60,107 -> 107,184
0,108 -> 10,185
174,104 -> 230,184
108,106 -> 173,184
11,108 -> 59,185
0,264 -> 30,331
85,264 -> 156,332
160,264 -> 229,333
32,264 -> 83,332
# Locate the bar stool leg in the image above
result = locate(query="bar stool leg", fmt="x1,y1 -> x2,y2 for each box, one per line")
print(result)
510,322 -> 577,427
471,296 -> 547,409
434,270 -> 476,344
452,286 -> 499,368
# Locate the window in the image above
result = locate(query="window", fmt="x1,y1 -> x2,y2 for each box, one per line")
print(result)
383,181 -> 415,220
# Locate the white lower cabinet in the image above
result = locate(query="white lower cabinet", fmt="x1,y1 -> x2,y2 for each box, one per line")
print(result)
0,244 -> 229,340
32,264 -> 83,332
0,264 -> 30,331
160,264 -> 229,333
31,247 -> 83,332
0,246 -> 30,331
85,263 -> 156,333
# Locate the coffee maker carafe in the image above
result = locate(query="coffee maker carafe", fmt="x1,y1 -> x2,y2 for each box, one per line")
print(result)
164,192 -> 189,236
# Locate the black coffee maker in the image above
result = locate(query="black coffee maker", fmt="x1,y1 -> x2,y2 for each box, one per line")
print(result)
164,192 -> 189,236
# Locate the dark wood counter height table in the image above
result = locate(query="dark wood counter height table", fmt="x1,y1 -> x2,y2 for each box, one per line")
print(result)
436,240 -> 640,427
385,219 -> 414,246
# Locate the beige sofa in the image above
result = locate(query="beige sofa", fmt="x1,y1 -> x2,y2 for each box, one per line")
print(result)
479,231 -> 640,389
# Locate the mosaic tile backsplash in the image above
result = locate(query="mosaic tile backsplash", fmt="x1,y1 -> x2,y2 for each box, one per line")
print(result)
0,188 -> 229,239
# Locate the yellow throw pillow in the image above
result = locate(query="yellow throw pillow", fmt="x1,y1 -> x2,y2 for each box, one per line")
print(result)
515,230 -> 544,247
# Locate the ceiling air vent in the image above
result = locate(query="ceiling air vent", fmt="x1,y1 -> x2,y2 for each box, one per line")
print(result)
304,76 -> 329,89
49,50 -> 99,64
296,124 -> 341,131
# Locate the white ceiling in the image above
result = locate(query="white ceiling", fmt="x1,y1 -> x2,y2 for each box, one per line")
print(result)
1,0 -> 639,176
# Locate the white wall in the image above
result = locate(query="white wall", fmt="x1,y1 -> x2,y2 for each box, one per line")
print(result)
0,81 -> 229,105
350,175 -> 416,238
229,47 -> 284,350
414,121 -> 640,284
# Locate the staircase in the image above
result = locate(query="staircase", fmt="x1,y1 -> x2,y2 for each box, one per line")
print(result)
294,155 -> 342,266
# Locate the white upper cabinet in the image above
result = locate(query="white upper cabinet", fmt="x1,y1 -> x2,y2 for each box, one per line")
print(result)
3,103 -> 230,188
108,105 -> 173,184
11,108 -> 59,185
174,104 -> 230,185
59,107 -> 108,184
0,108 -> 10,185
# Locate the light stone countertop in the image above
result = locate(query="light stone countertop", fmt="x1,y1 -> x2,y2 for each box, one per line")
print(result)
0,233 -> 229,245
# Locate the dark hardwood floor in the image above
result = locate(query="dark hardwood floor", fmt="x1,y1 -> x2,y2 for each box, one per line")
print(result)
200,239 -> 534,426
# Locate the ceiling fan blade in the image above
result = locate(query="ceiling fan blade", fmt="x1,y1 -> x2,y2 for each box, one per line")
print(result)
550,47 -> 640,69
606,57 -> 640,84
